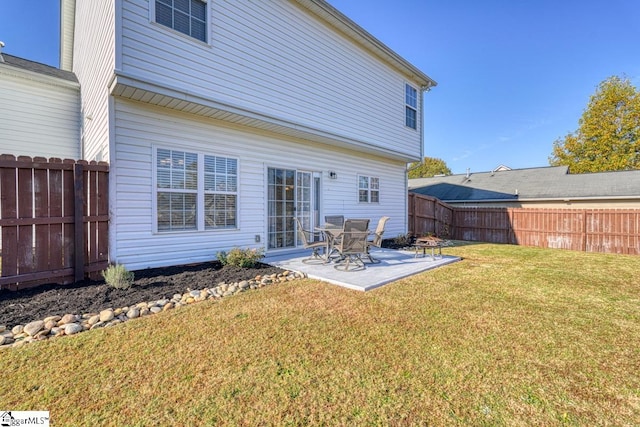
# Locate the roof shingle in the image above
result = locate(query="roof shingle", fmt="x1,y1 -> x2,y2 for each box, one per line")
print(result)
0,53 -> 78,83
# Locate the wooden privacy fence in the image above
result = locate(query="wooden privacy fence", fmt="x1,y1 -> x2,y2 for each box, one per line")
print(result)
0,155 -> 109,291
408,193 -> 454,238
454,208 -> 640,254
409,193 -> 640,255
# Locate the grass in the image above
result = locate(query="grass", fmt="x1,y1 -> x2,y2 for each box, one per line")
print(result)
1,243 -> 639,426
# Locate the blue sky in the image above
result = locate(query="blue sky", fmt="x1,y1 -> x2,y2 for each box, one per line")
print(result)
1,1 -> 639,174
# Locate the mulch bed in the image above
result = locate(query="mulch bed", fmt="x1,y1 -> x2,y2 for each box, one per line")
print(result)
0,262 -> 285,328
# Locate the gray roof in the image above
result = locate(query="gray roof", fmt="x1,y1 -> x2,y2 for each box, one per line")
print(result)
409,166 -> 640,202
0,53 -> 78,83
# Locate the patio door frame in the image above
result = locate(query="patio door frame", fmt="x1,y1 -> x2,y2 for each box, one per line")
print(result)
267,167 -> 321,250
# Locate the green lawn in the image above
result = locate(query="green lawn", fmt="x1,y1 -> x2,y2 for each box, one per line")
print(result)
1,244 -> 639,426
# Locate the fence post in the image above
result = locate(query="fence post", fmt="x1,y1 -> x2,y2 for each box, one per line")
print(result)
582,210 -> 588,252
74,163 -> 85,282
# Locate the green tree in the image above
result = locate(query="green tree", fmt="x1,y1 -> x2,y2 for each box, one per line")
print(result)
550,75 -> 640,173
408,156 -> 452,178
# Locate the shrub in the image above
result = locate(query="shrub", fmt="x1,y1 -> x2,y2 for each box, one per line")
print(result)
217,247 -> 264,268
102,263 -> 135,290
393,233 -> 413,248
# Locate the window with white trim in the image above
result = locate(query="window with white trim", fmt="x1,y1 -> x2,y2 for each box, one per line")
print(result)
405,83 -> 418,130
358,175 -> 380,203
204,155 -> 237,229
156,0 -> 207,42
156,148 -> 237,232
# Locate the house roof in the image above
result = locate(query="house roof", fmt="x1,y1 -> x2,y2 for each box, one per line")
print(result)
408,166 -> 640,202
0,53 -> 78,83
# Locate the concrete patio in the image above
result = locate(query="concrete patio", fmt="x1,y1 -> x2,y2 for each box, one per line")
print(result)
264,247 -> 461,291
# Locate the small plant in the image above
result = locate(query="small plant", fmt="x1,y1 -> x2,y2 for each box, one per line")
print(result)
102,263 -> 135,290
392,233 -> 413,248
217,247 -> 264,268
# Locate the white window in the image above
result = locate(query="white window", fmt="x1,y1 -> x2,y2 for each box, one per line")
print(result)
358,175 -> 380,203
156,0 -> 207,42
204,155 -> 237,229
405,83 -> 418,130
156,148 -> 237,232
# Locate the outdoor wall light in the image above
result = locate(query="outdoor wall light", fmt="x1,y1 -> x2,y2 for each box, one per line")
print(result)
329,171 -> 337,179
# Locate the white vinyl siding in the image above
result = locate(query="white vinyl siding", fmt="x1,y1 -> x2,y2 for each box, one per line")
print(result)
112,100 -> 408,270
0,71 -> 80,159
73,0 -> 116,161
119,0 -> 422,159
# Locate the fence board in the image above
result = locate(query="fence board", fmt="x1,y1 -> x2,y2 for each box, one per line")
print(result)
1,157 -> 18,277
48,163 -> 63,271
0,155 -> 109,290
34,163 -> 49,273
408,193 -> 454,238
62,162 -> 75,273
17,163 -> 34,274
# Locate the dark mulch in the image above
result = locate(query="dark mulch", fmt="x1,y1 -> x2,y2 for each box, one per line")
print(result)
0,262 -> 286,328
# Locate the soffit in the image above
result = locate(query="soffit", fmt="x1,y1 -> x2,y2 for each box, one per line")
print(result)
110,71 -> 417,163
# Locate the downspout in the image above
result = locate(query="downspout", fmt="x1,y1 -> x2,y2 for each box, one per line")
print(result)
406,83 -> 433,235
419,82 -> 433,160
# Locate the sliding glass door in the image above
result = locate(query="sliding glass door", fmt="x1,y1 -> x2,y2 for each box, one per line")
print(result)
267,168 -> 319,250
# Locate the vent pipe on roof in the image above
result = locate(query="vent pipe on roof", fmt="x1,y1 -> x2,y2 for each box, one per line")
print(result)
466,168 -> 470,178
0,41 -> 4,62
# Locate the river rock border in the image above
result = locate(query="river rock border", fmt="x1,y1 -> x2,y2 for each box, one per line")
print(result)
0,270 -> 305,350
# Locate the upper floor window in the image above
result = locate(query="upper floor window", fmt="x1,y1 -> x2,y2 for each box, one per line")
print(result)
405,83 -> 418,130
358,175 -> 380,203
156,0 -> 207,42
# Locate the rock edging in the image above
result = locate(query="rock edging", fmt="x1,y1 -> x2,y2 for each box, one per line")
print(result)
0,270 -> 305,350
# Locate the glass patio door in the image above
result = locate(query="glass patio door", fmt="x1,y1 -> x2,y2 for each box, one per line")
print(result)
295,171 -> 312,246
267,168 -> 318,250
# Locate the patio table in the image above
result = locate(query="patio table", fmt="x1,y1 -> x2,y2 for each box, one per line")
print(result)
315,225 -> 343,262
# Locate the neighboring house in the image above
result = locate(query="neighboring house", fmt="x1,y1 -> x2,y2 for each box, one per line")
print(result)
61,0 -> 437,270
409,166 -> 640,208
0,52 -> 80,159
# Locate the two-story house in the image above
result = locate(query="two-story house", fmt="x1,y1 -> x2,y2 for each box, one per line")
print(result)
61,0 -> 436,270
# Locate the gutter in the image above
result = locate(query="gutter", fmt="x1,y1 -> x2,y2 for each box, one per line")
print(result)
419,83 -> 434,160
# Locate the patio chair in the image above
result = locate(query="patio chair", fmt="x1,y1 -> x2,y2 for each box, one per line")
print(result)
295,218 -> 326,264
321,215 -> 345,261
363,216 -> 390,264
333,218 -> 370,271
324,215 -> 344,228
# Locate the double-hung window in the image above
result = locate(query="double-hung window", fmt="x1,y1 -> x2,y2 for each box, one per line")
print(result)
156,148 -> 238,232
157,149 -> 198,231
204,155 -> 237,229
358,175 -> 380,203
405,83 -> 418,130
156,0 -> 207,42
